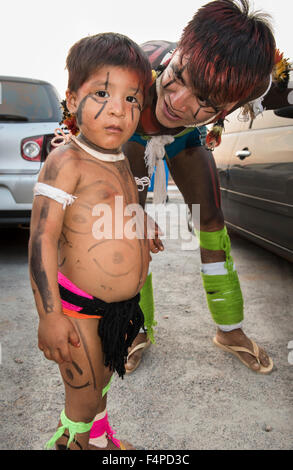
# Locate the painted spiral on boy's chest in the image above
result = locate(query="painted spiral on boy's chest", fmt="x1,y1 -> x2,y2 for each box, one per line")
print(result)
63,178 -> 121,235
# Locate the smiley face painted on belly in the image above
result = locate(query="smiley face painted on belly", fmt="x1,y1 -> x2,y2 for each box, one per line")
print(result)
88,239 -> 137,278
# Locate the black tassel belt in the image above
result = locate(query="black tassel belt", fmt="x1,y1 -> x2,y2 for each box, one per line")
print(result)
58,284 -> 145,378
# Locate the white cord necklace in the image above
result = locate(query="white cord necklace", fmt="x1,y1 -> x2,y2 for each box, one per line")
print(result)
70,135 -> 125,162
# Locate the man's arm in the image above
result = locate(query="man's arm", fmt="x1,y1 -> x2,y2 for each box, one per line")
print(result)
123,140 -> 149,208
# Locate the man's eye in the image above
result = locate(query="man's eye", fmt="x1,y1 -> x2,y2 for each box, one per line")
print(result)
95,90 -> 109,98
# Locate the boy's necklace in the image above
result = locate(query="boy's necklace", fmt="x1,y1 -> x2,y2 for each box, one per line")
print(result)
70,135 -> 125,162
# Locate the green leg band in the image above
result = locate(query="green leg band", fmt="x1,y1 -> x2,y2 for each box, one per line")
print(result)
139,272 -> 157,343
102,375 -> 113,398
45,409 -> 94,449
195,226 -> 234,273
197,227 -> 243,325
201,270 -> 244,325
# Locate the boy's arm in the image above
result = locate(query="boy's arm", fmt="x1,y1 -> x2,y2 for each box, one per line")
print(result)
28,147 -> 80,364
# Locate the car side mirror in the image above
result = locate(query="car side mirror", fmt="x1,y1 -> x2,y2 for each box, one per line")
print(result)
274,106 -> 293,119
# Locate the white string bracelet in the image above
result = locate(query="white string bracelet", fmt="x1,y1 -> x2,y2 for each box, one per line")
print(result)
135,176 -> 150,191
33,182 -> 77,210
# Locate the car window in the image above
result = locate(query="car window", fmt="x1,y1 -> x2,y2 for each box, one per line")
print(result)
214,109 -> 251,134
0,80 -> 61,122
250,109 -> 293,130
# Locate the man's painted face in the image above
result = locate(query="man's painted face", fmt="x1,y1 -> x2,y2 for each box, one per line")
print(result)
66,66 -> 144,151
155,50 -> 237,128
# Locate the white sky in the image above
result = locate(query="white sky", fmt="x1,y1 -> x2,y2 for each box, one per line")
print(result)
1,0 -> 292,97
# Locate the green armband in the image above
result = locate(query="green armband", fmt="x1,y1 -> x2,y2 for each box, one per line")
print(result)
139,272 -> 157,344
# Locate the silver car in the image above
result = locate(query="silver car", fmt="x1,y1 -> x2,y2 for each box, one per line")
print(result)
0,76 -> 62,226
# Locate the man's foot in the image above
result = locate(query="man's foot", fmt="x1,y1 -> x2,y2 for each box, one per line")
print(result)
214,328 -> 273,374
125,332 -> 151,374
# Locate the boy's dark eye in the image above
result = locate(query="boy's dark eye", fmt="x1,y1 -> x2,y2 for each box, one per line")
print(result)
126,96 -> 138,103
96,90 -> 109,98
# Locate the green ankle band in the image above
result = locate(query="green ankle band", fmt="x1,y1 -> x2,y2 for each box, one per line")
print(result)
139,272 -> 157,343
45,409 -> 94,449
201,270 -> 244,325
195,227 -> 234,273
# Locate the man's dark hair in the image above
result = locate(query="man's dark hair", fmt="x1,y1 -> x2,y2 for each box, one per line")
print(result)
66,32 -> 152,100
178,0 -> 276,106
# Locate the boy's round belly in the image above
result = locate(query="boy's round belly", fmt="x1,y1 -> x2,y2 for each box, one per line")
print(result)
59,236 -> 150,303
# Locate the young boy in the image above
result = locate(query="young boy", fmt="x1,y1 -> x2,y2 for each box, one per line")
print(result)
28,32 -> 162,450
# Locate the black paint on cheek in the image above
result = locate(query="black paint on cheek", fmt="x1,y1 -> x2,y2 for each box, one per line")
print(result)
94,101 -> 107,119
76,94 -> 91,126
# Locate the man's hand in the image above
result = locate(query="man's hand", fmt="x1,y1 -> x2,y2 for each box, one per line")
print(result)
38,313 -> 80,364
146,214 -> 164,253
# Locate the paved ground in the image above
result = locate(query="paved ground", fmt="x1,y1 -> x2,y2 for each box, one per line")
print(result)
1,191 -> 293,450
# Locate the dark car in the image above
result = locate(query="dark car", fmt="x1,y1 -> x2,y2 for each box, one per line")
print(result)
211,104 -> 293,262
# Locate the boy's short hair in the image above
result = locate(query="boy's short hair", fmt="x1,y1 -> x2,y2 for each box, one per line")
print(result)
178,0 -> 276,106
66,32 -> 152,100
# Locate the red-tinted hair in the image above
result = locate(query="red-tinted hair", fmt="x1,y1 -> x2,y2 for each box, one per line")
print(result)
66,33 -> 152,101
178,0 -> 276,106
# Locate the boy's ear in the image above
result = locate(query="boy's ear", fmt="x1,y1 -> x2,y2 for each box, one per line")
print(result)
65,89 -> 77,114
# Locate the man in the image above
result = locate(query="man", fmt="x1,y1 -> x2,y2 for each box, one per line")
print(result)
123,0 -> 292,374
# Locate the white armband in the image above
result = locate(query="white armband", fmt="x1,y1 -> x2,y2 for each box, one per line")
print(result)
33,182 -> 77,210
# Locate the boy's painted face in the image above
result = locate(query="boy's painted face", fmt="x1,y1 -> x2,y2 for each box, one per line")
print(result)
155,50 -> 237,128
66,66 -> 144,152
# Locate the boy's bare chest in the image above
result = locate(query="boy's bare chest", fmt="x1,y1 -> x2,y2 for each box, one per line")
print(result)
74,158 -> 139,207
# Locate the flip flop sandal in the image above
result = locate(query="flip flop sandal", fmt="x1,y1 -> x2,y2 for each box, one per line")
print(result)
213,337 -> 274,374
125,338 -> 151,374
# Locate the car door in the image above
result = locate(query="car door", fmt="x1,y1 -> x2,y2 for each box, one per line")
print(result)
225,108 -> 293,255
212,110 -> 251,222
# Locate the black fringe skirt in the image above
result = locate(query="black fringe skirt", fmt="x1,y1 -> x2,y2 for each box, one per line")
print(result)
58,284 -> 145,378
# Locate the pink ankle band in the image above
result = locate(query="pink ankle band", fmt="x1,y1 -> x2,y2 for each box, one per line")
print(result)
90,413 -> 120,448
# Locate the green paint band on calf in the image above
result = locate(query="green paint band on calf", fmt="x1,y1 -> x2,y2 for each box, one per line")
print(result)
195,227 -> 234,273
201,270 -> 244,325
139,272 -> 157,344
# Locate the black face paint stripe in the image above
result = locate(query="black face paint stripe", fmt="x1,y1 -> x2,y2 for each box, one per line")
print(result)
76,94 -> 91,126
193,104 -> 204,119
105,72 -> 109,90
94,101 -> 107,119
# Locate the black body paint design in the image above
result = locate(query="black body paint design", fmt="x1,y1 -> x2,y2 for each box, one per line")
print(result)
74,321 -> 97,390
76,94 -> 89,126
193,105 -> 204,120
93,257 -> 133,278
94,101 -> 107,119
30,202 -> 55,313
63,359 -> 90,390
104,72 -> 109,90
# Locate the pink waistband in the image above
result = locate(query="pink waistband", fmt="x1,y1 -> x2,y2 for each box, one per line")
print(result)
58,271 -> 93,312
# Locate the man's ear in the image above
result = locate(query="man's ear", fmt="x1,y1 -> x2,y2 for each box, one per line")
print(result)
65,89 -> 77,114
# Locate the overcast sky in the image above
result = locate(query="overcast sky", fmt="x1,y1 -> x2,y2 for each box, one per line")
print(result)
1,0 -> 292,97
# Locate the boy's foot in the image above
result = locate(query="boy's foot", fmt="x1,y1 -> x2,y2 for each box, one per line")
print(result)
88,438 -> 135,450
214,328 -> 273,374
125,333 -> 151,374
